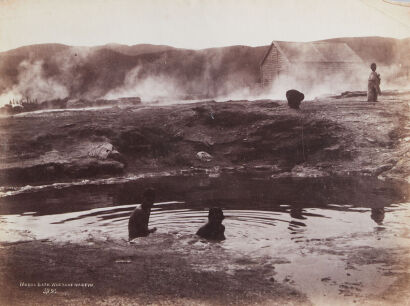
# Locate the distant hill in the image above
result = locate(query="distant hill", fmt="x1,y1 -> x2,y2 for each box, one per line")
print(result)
0,42 -> 269,101
94,43 -> 176,56
1,43 -> 70,57
0,37 -> 408,103
320,37 -> 410,66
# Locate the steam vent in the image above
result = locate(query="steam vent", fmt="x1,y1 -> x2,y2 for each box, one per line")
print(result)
260,41 -> 363,87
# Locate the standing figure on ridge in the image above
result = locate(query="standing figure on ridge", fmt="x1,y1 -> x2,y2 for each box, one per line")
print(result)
367,63 -> 381,102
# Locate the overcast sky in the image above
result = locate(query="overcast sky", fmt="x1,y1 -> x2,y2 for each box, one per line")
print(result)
0,0 -> 409,52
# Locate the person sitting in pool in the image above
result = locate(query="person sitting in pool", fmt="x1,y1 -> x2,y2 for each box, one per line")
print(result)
128,188 -> 157,240
196,207 -> 226,240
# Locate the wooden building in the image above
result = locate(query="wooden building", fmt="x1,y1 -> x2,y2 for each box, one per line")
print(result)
260,41 -> 363,87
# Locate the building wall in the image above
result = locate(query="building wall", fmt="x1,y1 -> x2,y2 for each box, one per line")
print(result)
261,45 -> 288,87
287,62 -> 361,75
309,62 -> 360,72
261,46 -> 362,87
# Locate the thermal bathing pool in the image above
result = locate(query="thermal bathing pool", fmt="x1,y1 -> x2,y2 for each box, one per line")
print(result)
0,172 -> 409,304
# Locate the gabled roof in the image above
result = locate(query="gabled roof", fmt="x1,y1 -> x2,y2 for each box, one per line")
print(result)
260,41 -> 363,66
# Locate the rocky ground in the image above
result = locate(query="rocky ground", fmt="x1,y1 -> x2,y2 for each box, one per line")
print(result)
0,236 -> 309,306
0,91 -> 409,187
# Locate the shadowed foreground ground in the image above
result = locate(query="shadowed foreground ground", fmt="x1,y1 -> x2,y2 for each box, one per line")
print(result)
1,232 -> 409,305
0,236 -> 308,306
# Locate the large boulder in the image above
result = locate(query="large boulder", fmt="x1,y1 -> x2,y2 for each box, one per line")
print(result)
88,142 -> 120,160
196,151 -> 213,162
286,89 -> 305,109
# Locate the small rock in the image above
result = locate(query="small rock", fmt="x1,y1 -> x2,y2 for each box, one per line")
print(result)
115,259 -> 132,264
324,144 -> 341,152
196,151 -> 213,162
59,123 -> 76,128
253,165 -> 273,171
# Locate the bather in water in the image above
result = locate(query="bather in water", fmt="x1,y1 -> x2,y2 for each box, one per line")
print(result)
128,188 -> 157,240
196,207 -> 226,241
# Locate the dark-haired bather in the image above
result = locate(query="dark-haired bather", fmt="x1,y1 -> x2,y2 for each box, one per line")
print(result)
196,207 -> 226,240
128,188 -> 157,240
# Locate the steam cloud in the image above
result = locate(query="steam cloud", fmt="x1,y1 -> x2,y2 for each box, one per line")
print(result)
253,63 -> 409,102
103,66 -> 182,101
0,43 -> 408,107
0,60 -> 69,106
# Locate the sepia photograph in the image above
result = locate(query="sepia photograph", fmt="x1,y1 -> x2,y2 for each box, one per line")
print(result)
0,0 -> 409,305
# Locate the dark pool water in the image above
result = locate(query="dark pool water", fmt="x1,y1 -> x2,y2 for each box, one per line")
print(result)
1,173 -> 409,304
0,173 -> 408,241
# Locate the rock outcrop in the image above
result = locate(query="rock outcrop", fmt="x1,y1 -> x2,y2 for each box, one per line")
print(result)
286,89 -> 305,109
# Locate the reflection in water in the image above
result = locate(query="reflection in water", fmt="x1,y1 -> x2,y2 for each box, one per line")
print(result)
0,200 -> 403,246
371,207 -> 385,225
1,174 -> 408,216
288,208 -> 307,238
0,174 -> 408,244
290,207 -> 307,220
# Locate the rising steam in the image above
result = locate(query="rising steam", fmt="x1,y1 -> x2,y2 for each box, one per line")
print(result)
252,63 -> 409,102
0,60 -> 69,106
0,42 -> 408,107
103,66 -> 182,101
